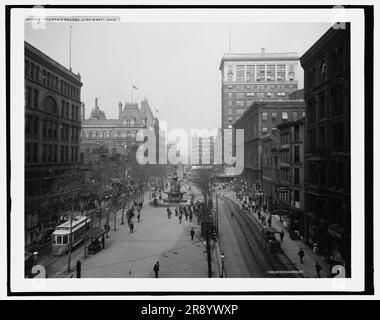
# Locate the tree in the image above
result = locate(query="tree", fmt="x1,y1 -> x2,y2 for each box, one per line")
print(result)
190,168 -> 217,202
48,168 -> 93,272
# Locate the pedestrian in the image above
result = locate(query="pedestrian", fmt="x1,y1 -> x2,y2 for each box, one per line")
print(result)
137,213 -> 141,223
313,242 -> 318,254
315,261 -> 322,278
153,261 -> 160,278
101,235 -> 105,249
298,248 -> 305,264
130,221 -> 134,233
280,230 -> 284,243
190,227 -> 195,241
179,214 -> 182,224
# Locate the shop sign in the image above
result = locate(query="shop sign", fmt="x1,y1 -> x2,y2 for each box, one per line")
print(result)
275,185 -> 288,193
328,224 -> 344,239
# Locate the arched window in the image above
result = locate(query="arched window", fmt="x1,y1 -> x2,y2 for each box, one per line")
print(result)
43,96 -> 58,114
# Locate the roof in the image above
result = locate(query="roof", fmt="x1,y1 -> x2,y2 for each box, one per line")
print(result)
300,25 -> 350,66
53,216 -> 89,234
84,98 -> 158,127
233,99 -> 305,128
85,227 -> 107,239
220,52 -> 299,70
25,41 -> 82,84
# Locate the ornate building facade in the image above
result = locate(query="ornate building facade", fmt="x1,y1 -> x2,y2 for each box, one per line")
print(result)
80,97 -> 159,166
25,42 -> 83,246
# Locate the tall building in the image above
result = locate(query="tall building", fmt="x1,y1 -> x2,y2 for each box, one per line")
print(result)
80,97 -> 159,166
274,119 -> 306,236
219,49 -> 300,130
233,100 -> 305,208
300,26 -> 351,274
190,135 -> 215,166
25,42 -> 83,246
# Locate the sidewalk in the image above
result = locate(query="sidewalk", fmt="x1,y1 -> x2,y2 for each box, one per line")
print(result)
225,191 -> 331,278
51,192 -> 218,278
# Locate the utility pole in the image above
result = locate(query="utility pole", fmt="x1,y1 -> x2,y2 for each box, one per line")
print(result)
215,193 -> 219,237
206,229 -> 212,278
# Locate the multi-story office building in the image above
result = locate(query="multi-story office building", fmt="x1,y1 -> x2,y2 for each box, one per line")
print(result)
219,49 -> 300,130
300,26 -> 350,274
233,100 -> 305,208
25,41 -> 83,246
273,119 -> 306,235
190,135 -> 215,166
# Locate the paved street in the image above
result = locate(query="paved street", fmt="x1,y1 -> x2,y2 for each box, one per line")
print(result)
215,190 -> 302,278
42,188 -> 220,278
216,189 -> 331,278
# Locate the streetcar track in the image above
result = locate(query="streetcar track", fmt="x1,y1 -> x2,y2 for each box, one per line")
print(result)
222,196 -> 303,278
222,199 -> 277,277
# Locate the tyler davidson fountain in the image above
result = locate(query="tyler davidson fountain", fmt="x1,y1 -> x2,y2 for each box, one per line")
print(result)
164,175 -> 186,203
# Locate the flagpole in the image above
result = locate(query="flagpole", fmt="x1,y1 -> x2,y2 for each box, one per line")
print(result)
69,25 -> 72,71
131,84 -> 133,104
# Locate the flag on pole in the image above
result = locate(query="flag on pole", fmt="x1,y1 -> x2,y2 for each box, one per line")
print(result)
132,84 -> 138,90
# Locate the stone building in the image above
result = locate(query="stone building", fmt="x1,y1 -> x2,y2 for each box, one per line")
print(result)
233,100 -> 305,206
219,49 -> 300,130
25,41 -> 83,246
80,97 -> 159,168
274,119 -> 306,236
300,25 -> 351,274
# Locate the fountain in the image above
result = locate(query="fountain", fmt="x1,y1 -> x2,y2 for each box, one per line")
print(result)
164,175 -> 186,203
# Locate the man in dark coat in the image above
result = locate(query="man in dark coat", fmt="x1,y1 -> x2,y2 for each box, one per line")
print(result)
153,261 -> 160,278
190,227 -> 195,241
298,248 -> 305,264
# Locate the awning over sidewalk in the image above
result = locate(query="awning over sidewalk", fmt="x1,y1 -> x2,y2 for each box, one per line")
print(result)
85,227 -> 107,240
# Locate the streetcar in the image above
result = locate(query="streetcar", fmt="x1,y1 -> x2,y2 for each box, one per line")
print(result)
52,216 -> 91,256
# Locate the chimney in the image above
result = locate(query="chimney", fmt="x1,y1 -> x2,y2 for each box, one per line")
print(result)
118,102 -> 123,119
95,97 -> 98,109
261,48 -> 265,55
81,102 -> 85,121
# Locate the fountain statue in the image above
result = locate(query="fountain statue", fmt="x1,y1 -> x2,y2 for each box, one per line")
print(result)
164,175 -> 186,203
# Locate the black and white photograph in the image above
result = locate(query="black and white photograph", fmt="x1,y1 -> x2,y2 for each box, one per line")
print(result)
3,2 -> 376,297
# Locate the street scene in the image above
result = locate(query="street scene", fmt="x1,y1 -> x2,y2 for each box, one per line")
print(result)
24,19 -> 350,279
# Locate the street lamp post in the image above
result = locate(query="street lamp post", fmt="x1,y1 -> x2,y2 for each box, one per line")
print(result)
220,252 -> 225,277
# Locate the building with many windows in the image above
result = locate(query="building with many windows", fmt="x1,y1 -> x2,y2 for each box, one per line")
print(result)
25,41 -> 83,246
190,135 -> 215,166
233,100 -> 305,208
271,119 -> 306,236
80,97 -> 159,166
300,25 -> 350,274
219,49 -> 300,130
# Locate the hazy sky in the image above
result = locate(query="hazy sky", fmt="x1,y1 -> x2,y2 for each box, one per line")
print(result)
25,22 -> 330,134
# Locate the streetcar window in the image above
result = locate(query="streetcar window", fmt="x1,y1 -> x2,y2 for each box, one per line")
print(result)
53,235 -> 57,244
57,235 -> 62,244
62,235 -> 68,244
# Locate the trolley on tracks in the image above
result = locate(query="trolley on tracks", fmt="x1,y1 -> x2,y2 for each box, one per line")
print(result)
52,216 -> 91,256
